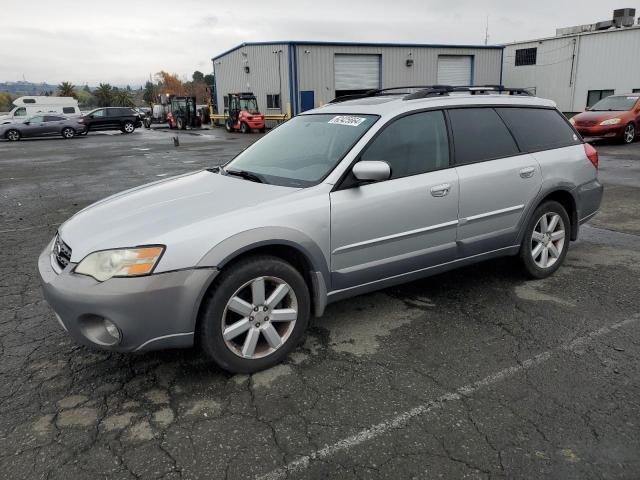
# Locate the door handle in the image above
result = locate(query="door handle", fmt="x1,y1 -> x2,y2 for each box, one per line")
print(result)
430,183 -> 451,197
519,167 -> 536,178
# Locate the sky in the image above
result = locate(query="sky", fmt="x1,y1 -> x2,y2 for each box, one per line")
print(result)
0,1 -> 628,86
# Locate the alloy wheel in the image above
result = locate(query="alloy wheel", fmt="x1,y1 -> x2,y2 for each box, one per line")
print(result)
124,123 -> 134,133
221,276 -> 298,359
624,124 -> 635,144
531,213 -> 565,269
62,128 -> 74,139
6,130 -> 19,141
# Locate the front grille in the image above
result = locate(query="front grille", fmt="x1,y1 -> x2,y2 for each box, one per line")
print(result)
53,235 -> 72,270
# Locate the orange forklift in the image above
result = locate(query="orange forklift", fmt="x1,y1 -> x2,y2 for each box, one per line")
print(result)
225,93 -> 265,133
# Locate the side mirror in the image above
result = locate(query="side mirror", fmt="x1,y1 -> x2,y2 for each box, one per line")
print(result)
24,121 -> 30,125
352,161 -> 391,183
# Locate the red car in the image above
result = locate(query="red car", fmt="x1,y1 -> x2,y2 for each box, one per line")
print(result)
570,94 -> 640,144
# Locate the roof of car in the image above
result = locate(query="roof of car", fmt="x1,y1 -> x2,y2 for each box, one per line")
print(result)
306,93 -> 557,118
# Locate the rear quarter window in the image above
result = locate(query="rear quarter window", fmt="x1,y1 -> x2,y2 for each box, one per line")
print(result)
448,108 -> 519,164
496,107 -> 581,152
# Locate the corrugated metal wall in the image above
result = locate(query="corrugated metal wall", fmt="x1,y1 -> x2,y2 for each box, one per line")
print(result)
213,43 -> 502,116
212,43 -> 291,117
502,27 -> 640,113
573,28 -> 640,111
295,44 -> 502,110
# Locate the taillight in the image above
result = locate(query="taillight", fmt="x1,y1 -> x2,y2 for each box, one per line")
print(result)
584,143 -> 598,169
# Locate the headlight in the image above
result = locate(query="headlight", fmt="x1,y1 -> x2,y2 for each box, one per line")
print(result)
569,117 -> 576,125
599,118 -> 621,126
75,246 -> 164,282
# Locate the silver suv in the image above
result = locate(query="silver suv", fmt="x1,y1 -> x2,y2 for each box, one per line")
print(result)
38,86 -> 603,373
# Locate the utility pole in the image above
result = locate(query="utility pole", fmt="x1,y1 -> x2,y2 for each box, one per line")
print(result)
484,15 -> 490,45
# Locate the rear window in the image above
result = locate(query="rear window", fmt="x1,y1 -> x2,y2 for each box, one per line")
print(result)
62,107 -> 76,114
448,108 -> 519,164
496,108 -> 580,152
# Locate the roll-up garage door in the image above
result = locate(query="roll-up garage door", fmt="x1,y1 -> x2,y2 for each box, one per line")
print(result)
334,54 -> 381,90
437,55 -> 472,86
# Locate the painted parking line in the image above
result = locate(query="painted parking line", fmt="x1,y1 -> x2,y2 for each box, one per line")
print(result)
256,315 -> 640,480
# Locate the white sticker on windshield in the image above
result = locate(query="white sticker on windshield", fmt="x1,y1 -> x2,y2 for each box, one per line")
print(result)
328,115 -> 367,127
627,96 -> 639,100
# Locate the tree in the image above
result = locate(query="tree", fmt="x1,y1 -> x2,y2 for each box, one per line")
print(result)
204,74 -> 215,86
0,92 -> 14,112
94,83 -> 113,107
83,84 -> 91,93
57,81 -> 76,98
192,71 -> 205,82
155,71 -> 185,96
75,90 -> 96,108
143,81 -> 157,107
113,88 -> 134,107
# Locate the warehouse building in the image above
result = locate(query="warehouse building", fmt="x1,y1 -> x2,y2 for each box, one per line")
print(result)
502,8 -> 640,114
211,41 -> 503,117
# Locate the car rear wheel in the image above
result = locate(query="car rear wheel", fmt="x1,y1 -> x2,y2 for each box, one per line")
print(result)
240,122 -> 250,134
61,127 -> 75,139
225,119 -> 234,132
199,255 -> 310,373
122,121 -> 135,134
623,123 -> 635,144
5,129 -> 20,141
519,201 -> 570,279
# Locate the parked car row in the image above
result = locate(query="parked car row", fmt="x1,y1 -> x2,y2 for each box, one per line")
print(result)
1,107 -> 143,141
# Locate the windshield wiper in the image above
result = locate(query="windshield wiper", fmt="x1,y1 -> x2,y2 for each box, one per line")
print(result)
224,168 -> 266,184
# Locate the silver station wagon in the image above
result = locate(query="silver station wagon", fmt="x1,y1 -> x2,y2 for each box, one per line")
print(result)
38,85 -> 603,372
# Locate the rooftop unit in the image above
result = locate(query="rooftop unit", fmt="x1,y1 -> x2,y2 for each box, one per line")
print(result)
556,8 -> 637,36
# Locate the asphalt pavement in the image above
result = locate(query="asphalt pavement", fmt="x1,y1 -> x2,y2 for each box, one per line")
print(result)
1,127 -> 639,479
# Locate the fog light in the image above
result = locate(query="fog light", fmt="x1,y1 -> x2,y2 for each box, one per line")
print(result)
104,320 -> 121,342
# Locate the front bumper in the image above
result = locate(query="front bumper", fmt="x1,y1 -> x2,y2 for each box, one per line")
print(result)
575,124 -> 624,139
38,241 -> 218,352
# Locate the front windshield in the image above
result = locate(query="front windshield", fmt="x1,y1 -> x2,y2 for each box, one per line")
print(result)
12,107 -> 26,117
225,113 -> 378,187
239,98 -> 259,114
591,95 -> 639,111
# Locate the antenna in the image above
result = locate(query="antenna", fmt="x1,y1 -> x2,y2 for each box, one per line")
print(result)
484,15 -> 490,45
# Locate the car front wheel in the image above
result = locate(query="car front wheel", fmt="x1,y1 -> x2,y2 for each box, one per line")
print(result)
5,129 -> 20,141
199,255 -> 310,373
623,123 -> 635,144
61,127 -> 75,139
519,201 -> 570,279
122,121 -> 135,134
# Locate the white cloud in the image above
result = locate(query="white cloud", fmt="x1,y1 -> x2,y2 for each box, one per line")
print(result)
0,0 -> 620,85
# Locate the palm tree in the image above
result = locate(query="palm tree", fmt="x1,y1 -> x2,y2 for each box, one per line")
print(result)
57,81 -> 76,98
94,83 -> 113,107
113,88 -> 134,107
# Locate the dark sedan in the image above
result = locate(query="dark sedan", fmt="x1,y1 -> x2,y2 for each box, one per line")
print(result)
0,115 -> 86,141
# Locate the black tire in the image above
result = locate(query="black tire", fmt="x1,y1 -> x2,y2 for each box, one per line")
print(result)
144,118 -> 151,129
61,127 -> 75,139
519,200 -> 571,279
5,129 -> 20,141
177,117 -> 185,130
225,119 -> 233,132
122,121 -> 135,134
199,255 -> 310,373
240,122 -> 250,134
622,123 -> 635,144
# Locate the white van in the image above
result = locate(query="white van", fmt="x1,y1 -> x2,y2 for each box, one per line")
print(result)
0,96 -> 81,124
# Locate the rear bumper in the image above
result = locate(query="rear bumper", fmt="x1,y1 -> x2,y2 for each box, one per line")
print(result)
577,179 -> 603,224
38,239 -> 218,352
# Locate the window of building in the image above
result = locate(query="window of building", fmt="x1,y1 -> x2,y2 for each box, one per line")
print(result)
633,89 -> 640,93
587,90 -> 615,108
496,108 -> 580,152
361,111 -> 449,179
515,48 -> 537,66
266,94 -> 281,109
448,108 -> 519,164
62,107 -> 75,114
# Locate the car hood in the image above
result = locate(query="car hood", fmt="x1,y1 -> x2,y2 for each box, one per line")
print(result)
573,110 -> 629,123
59,170 -> 299,266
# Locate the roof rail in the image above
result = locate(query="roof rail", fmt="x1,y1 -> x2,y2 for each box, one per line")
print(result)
328,85 -> 533,103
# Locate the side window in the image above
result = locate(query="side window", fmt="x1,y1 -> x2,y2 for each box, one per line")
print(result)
62,107 -> 75,114
361,111 -> 449,179
496,108 -> 580,152
91,109 -> 105,117
29,116 -> 44,123
448,108 -> 519,164
14,107 -> 27,117
44,115 -> 63,122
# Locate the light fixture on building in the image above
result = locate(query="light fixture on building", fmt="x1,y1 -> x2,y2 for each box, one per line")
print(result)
406,52 -> 414,67
244,66 -> 250,74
